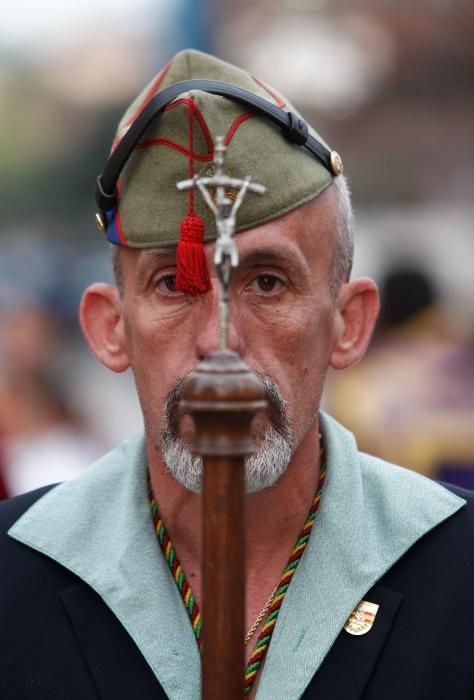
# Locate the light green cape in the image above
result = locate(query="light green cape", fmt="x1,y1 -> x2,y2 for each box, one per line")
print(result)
8,413 -> 464,699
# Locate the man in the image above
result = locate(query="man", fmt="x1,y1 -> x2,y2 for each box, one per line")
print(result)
1,49 -> 473,699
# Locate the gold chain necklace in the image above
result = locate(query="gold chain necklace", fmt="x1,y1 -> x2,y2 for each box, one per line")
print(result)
244,584 -> 278,646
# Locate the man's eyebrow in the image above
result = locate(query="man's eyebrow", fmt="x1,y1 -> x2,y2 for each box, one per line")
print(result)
237,247 -> 307,270
135,246 -> 178,273
140,246 -> 177,263
133,247 -> 178,286
136,245 -> 308,278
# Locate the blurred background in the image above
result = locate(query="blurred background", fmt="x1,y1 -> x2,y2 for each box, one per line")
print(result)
1,0 -> 473,497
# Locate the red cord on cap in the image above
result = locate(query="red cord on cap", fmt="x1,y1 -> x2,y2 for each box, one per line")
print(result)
176,99 -> 211,296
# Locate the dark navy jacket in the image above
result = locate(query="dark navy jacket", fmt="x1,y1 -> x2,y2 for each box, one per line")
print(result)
1,485 -> 474,699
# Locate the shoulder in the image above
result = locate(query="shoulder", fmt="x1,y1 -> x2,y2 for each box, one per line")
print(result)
0,485 -> 58,533
381,480 -> 474,593
358,448 -> 469,517
0,486 -> 56,559
360,447 -> 474,519
367,452 -> 474,541
427,481 -> 474,540
0,485 -> 70,580
0,487 -> 87,621
440,481 -> 474,504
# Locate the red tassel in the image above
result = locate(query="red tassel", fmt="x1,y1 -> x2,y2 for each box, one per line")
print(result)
176,212 -> 211,296
175,98 -> 212,296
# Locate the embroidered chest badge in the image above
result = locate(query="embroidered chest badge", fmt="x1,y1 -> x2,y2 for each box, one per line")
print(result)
344,600 -> 379,636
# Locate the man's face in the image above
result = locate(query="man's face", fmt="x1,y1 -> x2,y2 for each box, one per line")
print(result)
116,185 -> 342,483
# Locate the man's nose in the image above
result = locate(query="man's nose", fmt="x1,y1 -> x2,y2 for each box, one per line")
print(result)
195,286 -> 244,360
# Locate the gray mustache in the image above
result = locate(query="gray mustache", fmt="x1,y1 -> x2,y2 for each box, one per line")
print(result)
163,370 -> 291,442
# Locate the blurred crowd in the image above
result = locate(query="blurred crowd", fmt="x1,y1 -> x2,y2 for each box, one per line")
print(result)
324,265 -> 474,487
1,0 -> 473,497
0,301 -> 102,498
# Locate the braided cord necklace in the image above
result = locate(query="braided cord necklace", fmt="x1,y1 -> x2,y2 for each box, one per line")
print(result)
150,497 -> 203,645
149,448 -> 326,695
244,456 -> 326,694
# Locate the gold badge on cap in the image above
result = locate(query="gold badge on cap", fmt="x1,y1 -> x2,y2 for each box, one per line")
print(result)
330,150 -> 344,176
203,164 -> 237,205
344,600 -> 379,636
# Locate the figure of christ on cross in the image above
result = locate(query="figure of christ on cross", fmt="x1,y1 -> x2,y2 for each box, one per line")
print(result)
177,136 -> 266,350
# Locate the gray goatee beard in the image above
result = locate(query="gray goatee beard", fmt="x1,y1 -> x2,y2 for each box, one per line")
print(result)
160,373 -> 293,494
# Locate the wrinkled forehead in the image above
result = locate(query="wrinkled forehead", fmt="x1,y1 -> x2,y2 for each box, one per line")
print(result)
234,184 -> 339,263
121,183 -> 338,278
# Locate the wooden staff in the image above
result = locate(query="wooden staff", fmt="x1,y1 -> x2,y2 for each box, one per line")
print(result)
178,136 -> 266,697
180,351 -> 266,699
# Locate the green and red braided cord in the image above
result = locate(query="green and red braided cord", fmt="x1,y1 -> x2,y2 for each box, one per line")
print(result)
150,449 -> 326,695
150,499 -> 203,643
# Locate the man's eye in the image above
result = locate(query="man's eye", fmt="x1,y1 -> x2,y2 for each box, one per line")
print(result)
250,275 -> 284,294
156,275 -> 178,293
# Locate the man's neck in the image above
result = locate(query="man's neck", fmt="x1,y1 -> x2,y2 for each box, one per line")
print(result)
147,420 -> 321,607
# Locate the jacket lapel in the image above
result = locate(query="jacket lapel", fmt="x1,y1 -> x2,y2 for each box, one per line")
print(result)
60,582 -> 168,699
9,434 -> 201,700
255,414 -> 463,700
301,584 -> 403,698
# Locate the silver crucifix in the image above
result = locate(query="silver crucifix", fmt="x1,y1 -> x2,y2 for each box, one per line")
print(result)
177,137 -> 266,350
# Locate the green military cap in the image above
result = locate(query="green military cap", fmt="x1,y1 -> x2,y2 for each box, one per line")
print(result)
96,49 -> 343,294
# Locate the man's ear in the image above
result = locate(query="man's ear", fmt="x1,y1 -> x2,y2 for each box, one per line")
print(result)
330,278 -> 380,370
79,283 -> 130,373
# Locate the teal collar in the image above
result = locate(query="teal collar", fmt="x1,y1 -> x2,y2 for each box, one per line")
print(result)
9,435 -> 201,699
256,413 -> 465,698
8,413 -> 464,699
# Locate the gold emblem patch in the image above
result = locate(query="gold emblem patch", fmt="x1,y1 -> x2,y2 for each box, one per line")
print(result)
344,600 -> 379,636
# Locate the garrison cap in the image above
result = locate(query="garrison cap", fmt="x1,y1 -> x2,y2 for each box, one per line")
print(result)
95,49 -> 343,292
96,50 -> 342,243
